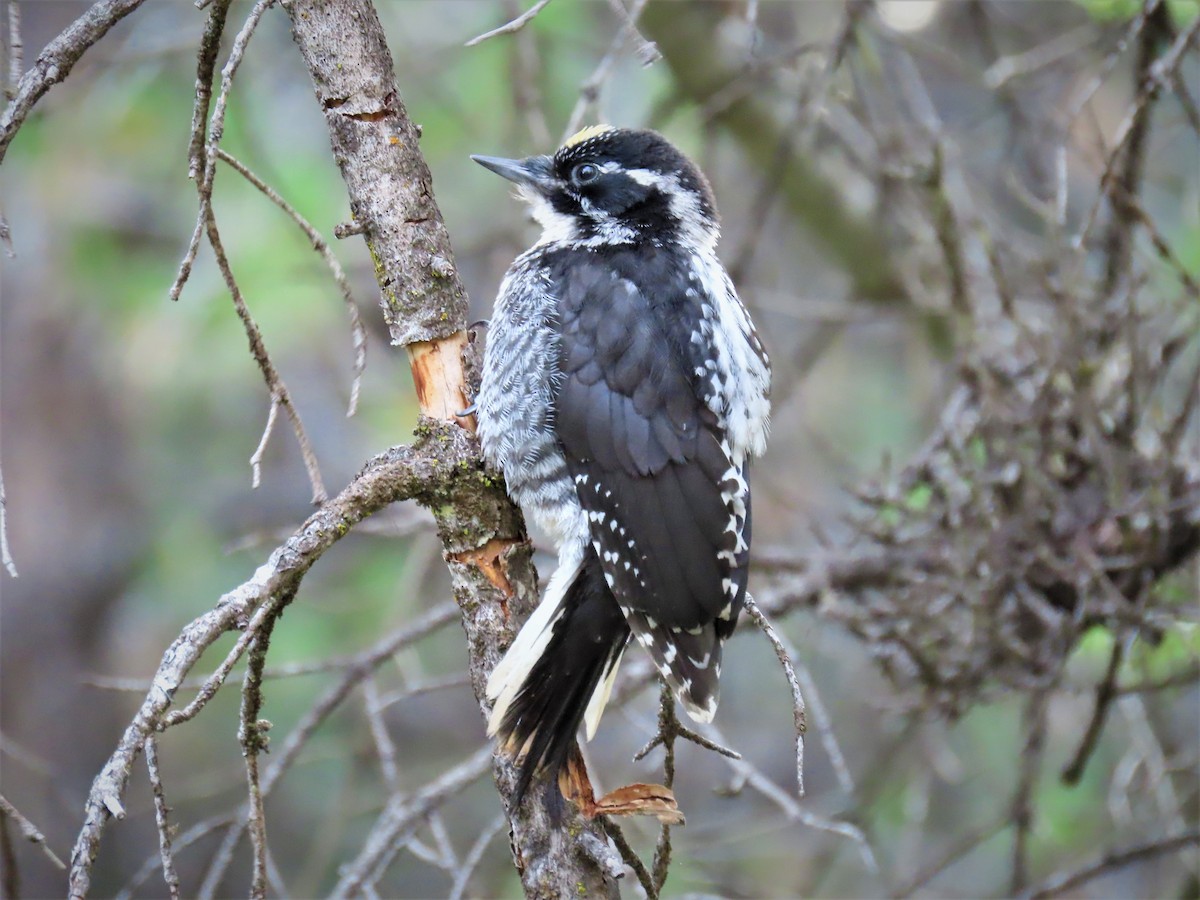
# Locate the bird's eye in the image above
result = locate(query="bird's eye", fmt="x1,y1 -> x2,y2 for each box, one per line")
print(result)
572,163 -> 599,185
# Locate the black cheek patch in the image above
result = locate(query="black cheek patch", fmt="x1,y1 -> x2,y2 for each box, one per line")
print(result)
588,175 -> 654,216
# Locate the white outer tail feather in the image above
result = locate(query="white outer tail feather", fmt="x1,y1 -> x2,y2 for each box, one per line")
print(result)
583,646 -> 625,740
486,543 -> 583,737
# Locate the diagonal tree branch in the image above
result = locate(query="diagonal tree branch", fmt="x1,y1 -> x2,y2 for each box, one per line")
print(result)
66,442 -> 453,898
0,0 -> 148,165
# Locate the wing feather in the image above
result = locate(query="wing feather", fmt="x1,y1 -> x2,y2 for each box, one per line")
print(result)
551,253 -> 752,717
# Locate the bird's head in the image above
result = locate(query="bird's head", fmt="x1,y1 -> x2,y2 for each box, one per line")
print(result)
472,126 -> 718,250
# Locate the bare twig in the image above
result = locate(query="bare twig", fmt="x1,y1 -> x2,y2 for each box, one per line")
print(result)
0,446 -> 15,577
68,442 -> 443,898
239,617 -> 281,900
1010,689 -> 1050,895
465,0 -> 553,47
504,0 -> 551,146
730,1 -> 866,283
249,395 -> 280,490
0,205 -> 11,257
600,818 -> 656,897
1075,13 -> 1200,259
633,684 -> 743,764
329,747 -> 494,898
791,644 -> 855,795
5,0 -> 21,99
1061,637 -> 1124,785
1021,828 -> 1200,899
605,0 -> 658,65
333,219 -> 366,239
0,793 -> 65,871
447,813 -> 506,900
195,601 -> 461,899
363,677 -> 400,790
186,0 -> 230,180
741,594 -> 807,797
0,804 -> 16,900
143,738 -> 181,900
562,0 -> 654,140
895,816 -> 1007,898
170,0 -> 273,303
116,813 -> 237,900
204,208 -> 328,503
983,24 -> 1097,90
216,147 -> 367,415
651,687 -> 676,895
707,722 -> 880,875
0,0 -> 148,165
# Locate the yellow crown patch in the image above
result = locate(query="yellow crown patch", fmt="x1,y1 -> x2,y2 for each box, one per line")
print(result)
561,124 -> 614,149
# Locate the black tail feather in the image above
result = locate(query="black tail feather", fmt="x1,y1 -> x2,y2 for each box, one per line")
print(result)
497,547 -> 630,808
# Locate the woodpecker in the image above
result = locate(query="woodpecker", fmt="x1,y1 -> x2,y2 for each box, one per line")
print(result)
473,126 -> 771,807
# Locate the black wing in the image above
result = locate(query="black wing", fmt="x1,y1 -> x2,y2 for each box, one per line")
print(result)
550,252 -> 750,720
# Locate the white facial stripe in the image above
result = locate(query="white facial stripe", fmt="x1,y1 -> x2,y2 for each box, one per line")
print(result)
626,168 -> 718,251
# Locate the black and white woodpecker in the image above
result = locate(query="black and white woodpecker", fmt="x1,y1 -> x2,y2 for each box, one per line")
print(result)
472,126 -> 771,806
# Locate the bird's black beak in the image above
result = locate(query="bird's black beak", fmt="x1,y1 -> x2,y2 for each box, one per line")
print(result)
471,154 -> 555,194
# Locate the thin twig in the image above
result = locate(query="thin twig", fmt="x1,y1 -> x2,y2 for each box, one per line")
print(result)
186,0 -> 230,180
143,738 -> 181,900
1021,828 -> 1200,899
600,817 -> 656,898
1075,13 -> 1200,258
742,594 -> 806,797
447,813 -> 506,900
1061,637 -> 1124,784
562,0 -> 654,140
249,395 -> 280,490
605,0 -> 658,64
0,794 -> 65,871
651,686 -> 676,895
1101,2 -> 1165,294
116,814 -> 237,900
464,0 -> 553,47
505,0 -> 551,146
0,205 -> 12,257
205,207 -> 328,503
729,0 -> 865,283
6,0 -> 22,100
0,0 -> 148,165
895,816 -> 1007,898
363,677 -> 400,790
195,601 -> 460,899
329,747 -> 494,898
216,147 -> 367,415
69,443 -> 437,898
706,722 -> 880,875
0,446 -> 16,577
239,611 -> 283,900
983,24 -> 1097,90
1010,689 -> 1050,895
791,644 -> 854,795
170,0 -> 273,303
169,0 -> 235,303
0,804 -> 16,900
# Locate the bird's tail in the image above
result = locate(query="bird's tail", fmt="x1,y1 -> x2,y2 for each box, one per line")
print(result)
486,544 -> 630,807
